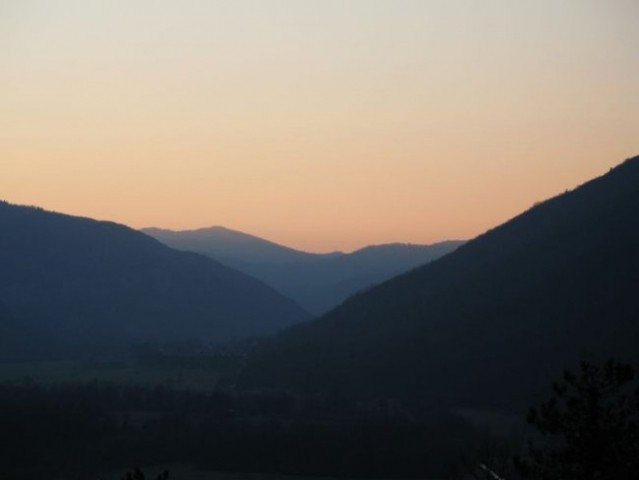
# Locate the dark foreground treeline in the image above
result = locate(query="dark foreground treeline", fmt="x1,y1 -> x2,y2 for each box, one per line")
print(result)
0,382 -> 492,480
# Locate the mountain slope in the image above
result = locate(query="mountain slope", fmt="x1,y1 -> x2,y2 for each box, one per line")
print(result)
0,301 -> 16,357
143,227 -> 463,314
239,156 -> 639,409
142,226 -> 337,265
0,202 -> 310,358
264,241 -> 464,314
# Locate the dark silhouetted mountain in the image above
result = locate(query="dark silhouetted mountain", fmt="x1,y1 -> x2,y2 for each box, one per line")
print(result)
239,156 -> 639,410
0,202 -> 310,359
0,300 -> 10,323
143,227 -> 463,314
0,300 -> 15,357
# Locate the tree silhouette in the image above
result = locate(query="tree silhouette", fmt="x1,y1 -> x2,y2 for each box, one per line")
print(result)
120,467 -> 169,480
516,360 -> 639,480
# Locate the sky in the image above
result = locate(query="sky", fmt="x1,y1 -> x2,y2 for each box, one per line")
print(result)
1,0 -> 637,252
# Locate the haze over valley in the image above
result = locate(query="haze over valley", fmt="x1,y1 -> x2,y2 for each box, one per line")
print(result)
2,155 -> 638,479
143,226 -> 463,314
1,1 -> 638,478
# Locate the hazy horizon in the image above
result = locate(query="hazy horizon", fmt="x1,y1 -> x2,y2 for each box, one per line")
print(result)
1,4 -> 638,475
2,0 -> 637,252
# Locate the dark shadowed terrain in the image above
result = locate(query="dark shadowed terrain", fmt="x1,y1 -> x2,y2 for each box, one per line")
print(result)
240,156 -> 639,409
1,157 -> 638,480
0,202 -> 310,360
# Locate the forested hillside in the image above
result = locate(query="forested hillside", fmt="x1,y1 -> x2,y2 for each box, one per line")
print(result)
0,203 -> 310,359
240,156 -> 639,409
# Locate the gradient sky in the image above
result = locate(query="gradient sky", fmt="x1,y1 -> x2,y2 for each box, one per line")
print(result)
1,0 -> 637,252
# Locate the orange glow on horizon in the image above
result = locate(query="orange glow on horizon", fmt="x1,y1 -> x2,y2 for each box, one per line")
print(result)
2,1 -> 637,253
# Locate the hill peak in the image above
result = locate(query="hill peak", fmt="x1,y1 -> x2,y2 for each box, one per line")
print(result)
239,156 -> 639,407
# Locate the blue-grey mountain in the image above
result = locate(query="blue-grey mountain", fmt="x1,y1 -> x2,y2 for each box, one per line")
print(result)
0,202 -> 310,359
143,226 -> 463,315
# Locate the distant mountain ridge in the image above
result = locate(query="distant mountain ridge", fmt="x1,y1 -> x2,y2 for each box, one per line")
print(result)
0,202 -> 310,360
143,227 -> 463,315
239,155 -> 639,409
142,226 -> 340,265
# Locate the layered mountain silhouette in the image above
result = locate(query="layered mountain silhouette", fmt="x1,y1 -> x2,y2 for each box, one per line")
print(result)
143,227 -> 463,315
0,202 -> 310,359
143,226 -> 339,266
239,156 -> 639,409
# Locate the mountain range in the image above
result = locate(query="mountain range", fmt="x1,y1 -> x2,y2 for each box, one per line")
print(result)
239,156 -> 639,410
0,202 -> 310,359
143,227 -> 463,315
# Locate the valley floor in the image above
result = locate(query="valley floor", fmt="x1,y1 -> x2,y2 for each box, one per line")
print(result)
0,360 -> 223,390
98,465 -> 440,480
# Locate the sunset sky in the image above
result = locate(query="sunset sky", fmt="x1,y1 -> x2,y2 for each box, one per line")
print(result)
2,0 -> 637,252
